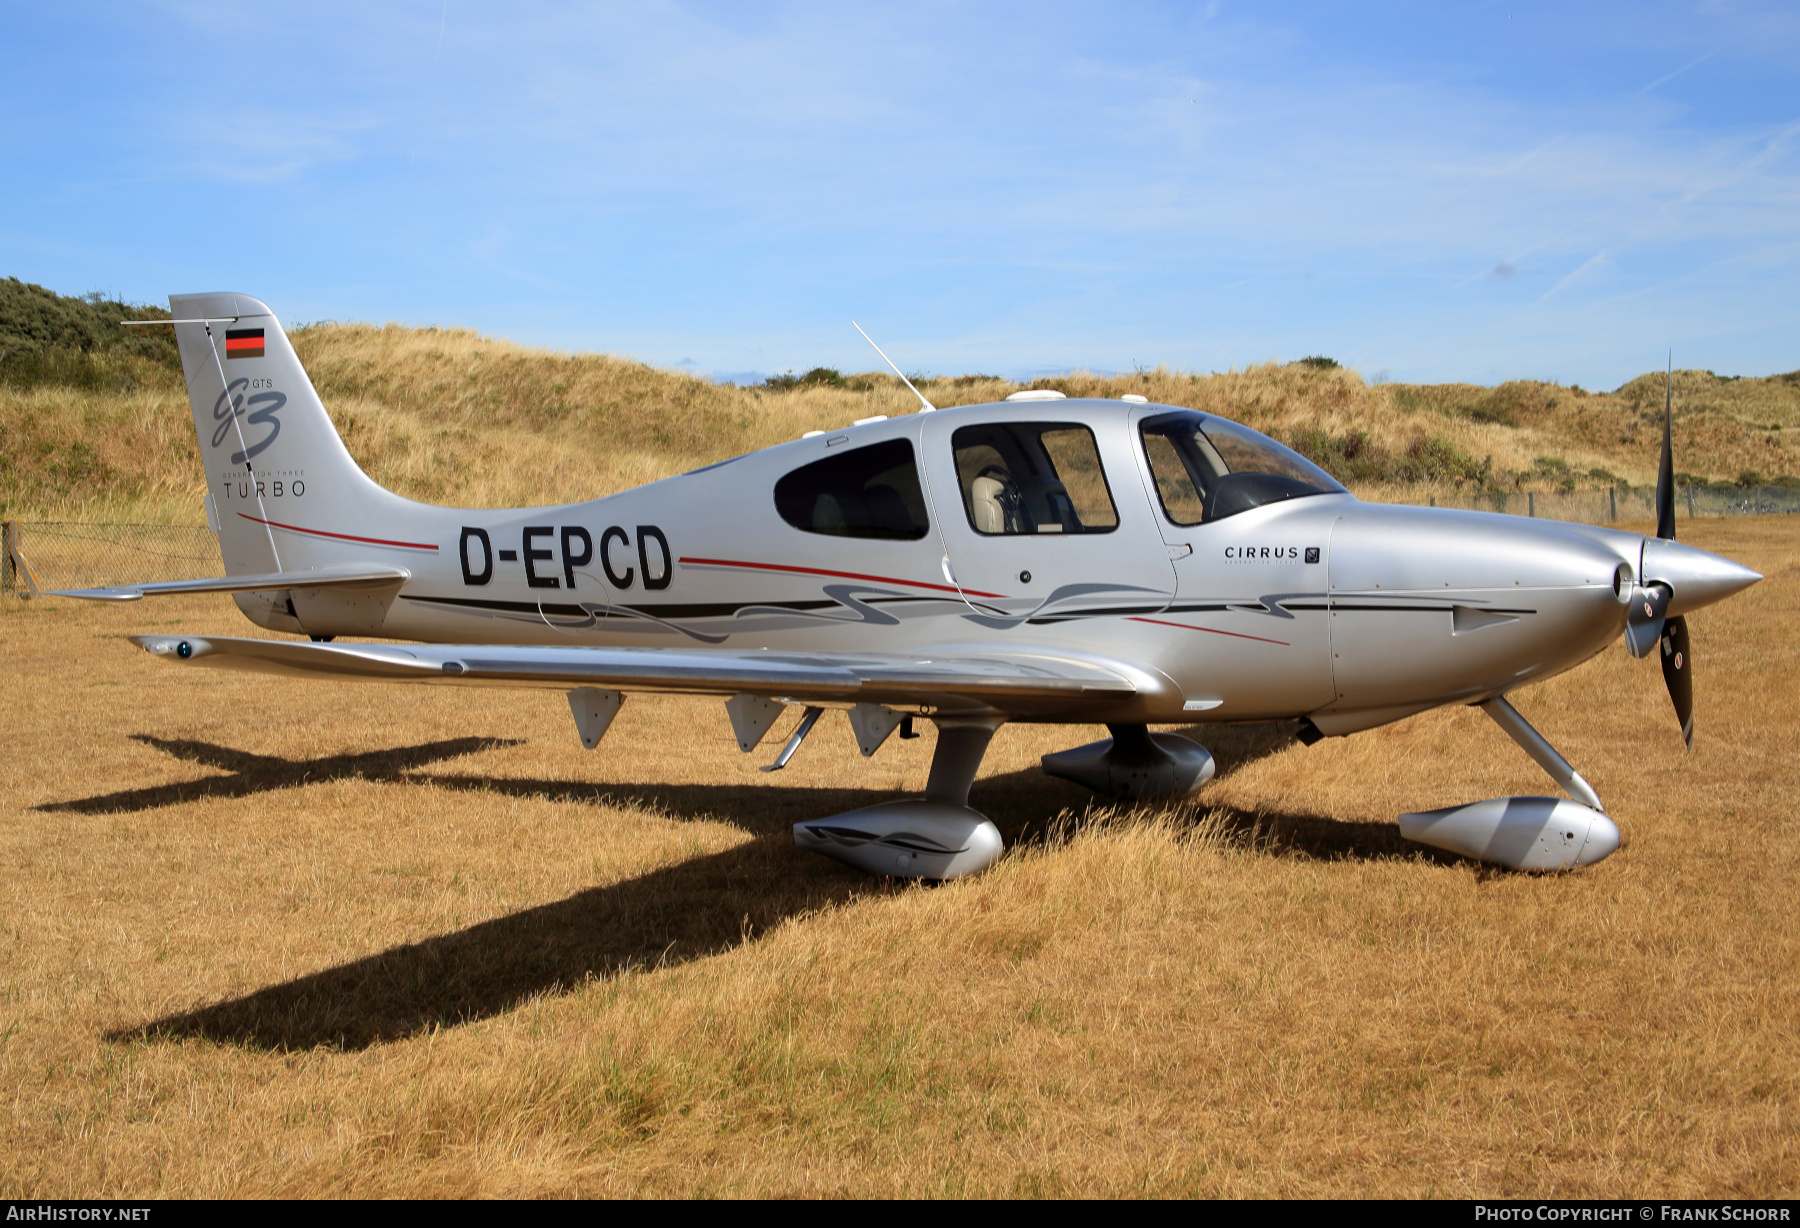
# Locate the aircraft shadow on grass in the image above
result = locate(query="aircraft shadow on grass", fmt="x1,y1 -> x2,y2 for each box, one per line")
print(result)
37,734 -> 524,814
93,721 -> 1428,1051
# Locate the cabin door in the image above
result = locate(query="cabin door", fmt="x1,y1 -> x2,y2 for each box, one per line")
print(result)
917,410 -> 1175,629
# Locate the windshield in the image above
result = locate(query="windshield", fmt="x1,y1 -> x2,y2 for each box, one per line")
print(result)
1139,410 -> 1345,525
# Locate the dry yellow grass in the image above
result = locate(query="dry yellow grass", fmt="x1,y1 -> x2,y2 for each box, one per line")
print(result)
0,517 -> 1794,1197
3,321 -> 1795,522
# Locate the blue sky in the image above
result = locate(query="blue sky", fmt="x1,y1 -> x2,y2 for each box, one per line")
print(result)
2,2 -> 1796,387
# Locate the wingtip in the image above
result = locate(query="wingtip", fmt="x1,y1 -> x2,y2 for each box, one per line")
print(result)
129,634 -> 208,660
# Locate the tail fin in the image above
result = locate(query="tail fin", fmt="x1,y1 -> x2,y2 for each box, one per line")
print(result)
170,292 -> 413,576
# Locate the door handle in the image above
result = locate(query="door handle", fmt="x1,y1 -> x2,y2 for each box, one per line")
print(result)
1166,543 -> 1192,560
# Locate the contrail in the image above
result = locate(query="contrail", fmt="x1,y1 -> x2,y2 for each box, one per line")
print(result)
1637,39 -> 1737,96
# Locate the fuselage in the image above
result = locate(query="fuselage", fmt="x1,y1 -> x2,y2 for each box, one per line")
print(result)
220,397 -> 1741,730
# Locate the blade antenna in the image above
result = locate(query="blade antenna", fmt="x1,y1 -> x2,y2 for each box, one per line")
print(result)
1655,350 -> 1676,540
852,321 -> 935,411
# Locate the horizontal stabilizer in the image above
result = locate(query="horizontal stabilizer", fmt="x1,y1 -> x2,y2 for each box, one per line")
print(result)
126,635 -> 1136,711
50,565 -> 411,602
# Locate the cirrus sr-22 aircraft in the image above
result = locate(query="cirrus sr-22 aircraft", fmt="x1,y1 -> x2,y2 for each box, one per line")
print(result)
51,293 -> 1762,879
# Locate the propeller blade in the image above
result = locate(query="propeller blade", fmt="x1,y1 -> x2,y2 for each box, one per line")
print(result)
1625,582 -> 1672,658
1661,614 -> 1694,751
1656,355 -> 1676,540
1647,358 -> 1692,748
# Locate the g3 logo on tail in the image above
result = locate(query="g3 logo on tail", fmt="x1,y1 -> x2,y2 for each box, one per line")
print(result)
212,378 -> 287,463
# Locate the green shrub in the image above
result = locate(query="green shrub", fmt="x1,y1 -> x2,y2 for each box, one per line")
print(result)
0,278 -> 178,390
764,367 -> 853,390
1401,436 -> 1491,485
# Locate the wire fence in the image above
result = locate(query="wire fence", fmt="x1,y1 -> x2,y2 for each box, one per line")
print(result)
2,521 -> 221,595
4,487 -> 1796,596
1373,484 -> 1800,523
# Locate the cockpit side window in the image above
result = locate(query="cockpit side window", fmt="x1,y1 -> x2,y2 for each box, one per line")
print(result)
1139,410 -> 1345,525
951,422 -> 1119,536
773,438 -> 930,540
1142,432 -> 1207,524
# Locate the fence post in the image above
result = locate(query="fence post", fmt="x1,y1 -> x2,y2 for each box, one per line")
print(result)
1528,492 -> 1536,517
1609,488 -> 1616,521
1686,487 -> 1695,519
1,521 -> 35,599
1,521 -> 13,595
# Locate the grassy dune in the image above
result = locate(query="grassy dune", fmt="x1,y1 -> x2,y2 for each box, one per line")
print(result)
0,518 -> 1793,1195
2,306 -> 1797,522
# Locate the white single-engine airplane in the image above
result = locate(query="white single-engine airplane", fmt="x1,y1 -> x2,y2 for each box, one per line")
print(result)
54,293 -> 1762,878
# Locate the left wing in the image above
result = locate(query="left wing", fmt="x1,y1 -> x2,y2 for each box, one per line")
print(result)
127,635 -> 1138,715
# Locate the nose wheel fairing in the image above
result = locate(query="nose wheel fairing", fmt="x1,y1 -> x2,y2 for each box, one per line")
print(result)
1399,797 -> 1620,871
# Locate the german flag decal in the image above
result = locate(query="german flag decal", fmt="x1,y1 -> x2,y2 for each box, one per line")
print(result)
224,328 -> 265,359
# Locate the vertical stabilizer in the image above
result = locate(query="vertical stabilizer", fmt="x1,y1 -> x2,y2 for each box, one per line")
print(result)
169,293 -> 415,579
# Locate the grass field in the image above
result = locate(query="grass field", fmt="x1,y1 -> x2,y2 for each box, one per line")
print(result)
1,516 -> 1793,1197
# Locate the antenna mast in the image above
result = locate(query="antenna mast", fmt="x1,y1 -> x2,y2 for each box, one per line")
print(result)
852,321 -> 935,411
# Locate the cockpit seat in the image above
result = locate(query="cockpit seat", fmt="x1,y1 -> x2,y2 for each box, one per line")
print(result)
969,467 -> 1026,534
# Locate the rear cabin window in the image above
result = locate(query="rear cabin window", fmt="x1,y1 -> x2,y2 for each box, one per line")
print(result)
773,438 -> 930,540
951,422 -> 1118,535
